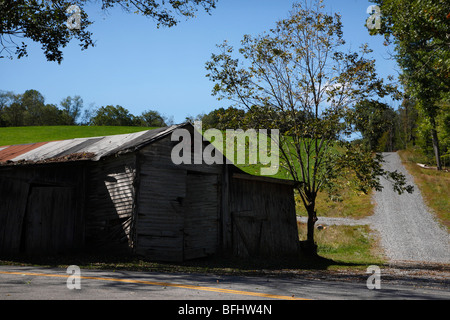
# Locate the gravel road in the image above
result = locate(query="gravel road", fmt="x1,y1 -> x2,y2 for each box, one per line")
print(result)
371,152 -> 449,264
298,152 -> 450,264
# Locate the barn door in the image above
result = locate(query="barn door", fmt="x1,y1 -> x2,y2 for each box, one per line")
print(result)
21,186 -> 77,255
183,172 -> 219,260
232,211 -> 267,257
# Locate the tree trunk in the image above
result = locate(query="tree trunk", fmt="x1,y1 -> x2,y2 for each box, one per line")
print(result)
430,118 -> 442,171
300,204 -> 318,256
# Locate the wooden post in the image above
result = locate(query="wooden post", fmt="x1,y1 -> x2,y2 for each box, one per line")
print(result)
220,163 -> 231,252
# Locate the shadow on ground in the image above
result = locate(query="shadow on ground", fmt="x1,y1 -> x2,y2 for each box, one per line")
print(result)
0,251 -> 374,275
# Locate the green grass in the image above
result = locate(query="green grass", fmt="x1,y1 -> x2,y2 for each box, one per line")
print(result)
0,126 -> 156,146
398,149 -> 450,230
295,189 -> 375,219
297,222 -> 385,267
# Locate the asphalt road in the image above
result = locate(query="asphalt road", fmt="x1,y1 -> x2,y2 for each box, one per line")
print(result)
0,265 -> 449,302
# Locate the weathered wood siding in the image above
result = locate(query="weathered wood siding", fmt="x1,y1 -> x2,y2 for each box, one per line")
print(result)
0,178 -> 29,255
0,163 -> 85,256
184,172 -> 219,260
0,124 -> 301,261
229,174 -> 299,258
135,129 -> 222,261
85,154 -> 137,252
136,137 -> 186,261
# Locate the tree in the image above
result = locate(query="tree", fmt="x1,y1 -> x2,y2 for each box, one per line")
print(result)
200,107 -> 246,130
0,0 -> 94,63
395,97 -> 419,150
0,0 -> 217,63
206,0 -> 413,255
0,89 -> 66,126
368,0 -> 450,170
90,105 -> 136,126
1,98 -> 25,126
39,103 -> 64,125
353,99 -> 397,152
139,110 -> 167,127
0,90 -> 16,126
60,95 -> 83,125
21,89 -> 46,125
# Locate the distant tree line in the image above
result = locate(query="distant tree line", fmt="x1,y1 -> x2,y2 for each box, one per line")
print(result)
0,89 -> 173,128
192,106 -> 315,134
2,89 -> 447,167
195,99 -> 449,167
350,98 -> 449,167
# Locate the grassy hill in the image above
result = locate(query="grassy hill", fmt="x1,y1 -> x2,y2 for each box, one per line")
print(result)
0,126 -> 155,146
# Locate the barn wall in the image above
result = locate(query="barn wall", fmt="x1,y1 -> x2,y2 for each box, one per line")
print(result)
85,154 -> 137,253
0,163 -> 86,256
229,175 -> 299,258
136,129 -> 222,262
136,137 -> 186,261
183,171 -> 219,260
0,124 -> 300,261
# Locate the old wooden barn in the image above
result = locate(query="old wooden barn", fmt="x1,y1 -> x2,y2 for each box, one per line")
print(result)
0,123 -> 300,261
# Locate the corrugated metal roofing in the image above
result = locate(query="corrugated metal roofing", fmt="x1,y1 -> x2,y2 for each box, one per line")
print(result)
0,124 -> 186,165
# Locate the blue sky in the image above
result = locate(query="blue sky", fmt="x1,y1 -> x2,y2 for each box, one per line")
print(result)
0,0 -> 399,124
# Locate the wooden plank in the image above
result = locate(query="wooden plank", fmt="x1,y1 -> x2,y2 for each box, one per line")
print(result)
85,154 -> 136,251
183,172 -> 219,260
232,173 -> 295,186
21,186 -> 77,255
136,157 -> 186,260
229,177 -> 299,258
0,178 -> 29,254
136,235 -> 183,262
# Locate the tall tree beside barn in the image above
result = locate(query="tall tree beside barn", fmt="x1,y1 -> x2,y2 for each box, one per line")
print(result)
206,0 -> 413,255
368,0 -> 450,170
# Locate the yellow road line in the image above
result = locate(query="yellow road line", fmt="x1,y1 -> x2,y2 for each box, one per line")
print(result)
0,270 -> 308,300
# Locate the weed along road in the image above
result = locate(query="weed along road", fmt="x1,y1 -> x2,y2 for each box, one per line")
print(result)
0,266 -> 449,302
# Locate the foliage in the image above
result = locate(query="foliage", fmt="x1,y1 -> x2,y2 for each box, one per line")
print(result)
0,89 -> 171,128
60,95 -> 83,125
394,97 -> 419,150
369,0 -> 450,169
0,89 -> 65,126
0,0 -> 94,63
0,0 -> 217,62
414,99 -> 450,167
200,107 -> 246,130
90,105 -> 137,126
206,0 -> 412,253
352,99 -> 398,152
137,109 -> 169,127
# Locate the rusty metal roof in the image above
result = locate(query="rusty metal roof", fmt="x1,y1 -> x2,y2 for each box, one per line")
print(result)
0,124 -> 188,166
